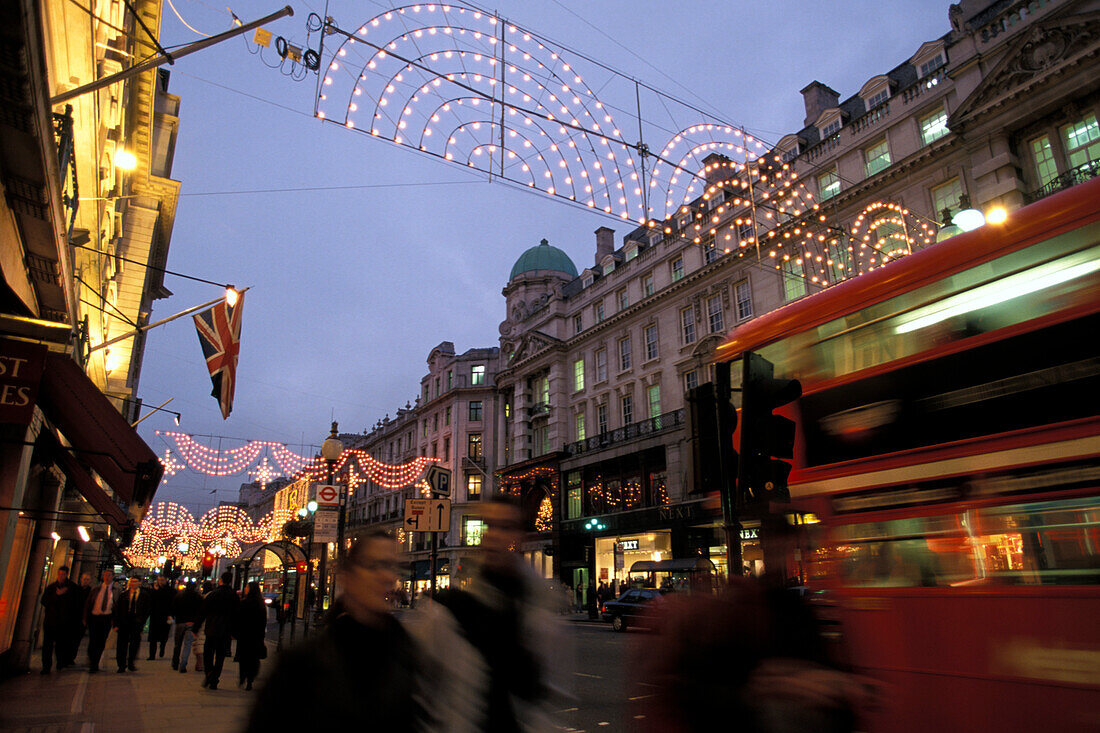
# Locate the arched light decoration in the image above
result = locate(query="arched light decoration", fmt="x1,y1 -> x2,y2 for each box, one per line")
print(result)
157,431 -> 438,489
848,202 -> 938,274
315,2 -> 772,224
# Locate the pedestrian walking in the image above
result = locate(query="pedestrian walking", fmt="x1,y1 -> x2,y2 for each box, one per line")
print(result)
69,573 -> 93,667
83,569 -> 118,673
245,531 -> 423,731
410,499 -> 567,733
197,571 -> 239,690
146,576 -> 174,660
171,581 -> 203,672
233,581 -> 267,690
112,577 -> 150,672
39,565 -> 79,673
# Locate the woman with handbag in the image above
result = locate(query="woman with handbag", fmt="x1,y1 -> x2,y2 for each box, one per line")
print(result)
234,582 -> 268,690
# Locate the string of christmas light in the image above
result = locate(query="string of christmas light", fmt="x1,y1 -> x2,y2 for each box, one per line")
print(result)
124,501 -> 271,569
157,432 -> 438,490
535,495 -> 553,532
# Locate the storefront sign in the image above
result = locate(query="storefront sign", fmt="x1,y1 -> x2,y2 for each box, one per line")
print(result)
739,528 -> 759,541
0,339 -> 46,426
618,539 -> 639,551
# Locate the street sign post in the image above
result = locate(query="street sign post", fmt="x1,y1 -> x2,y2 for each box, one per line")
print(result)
403,498 -> 451,532
314,484 -> 339,506
425,466 -> 452,496
313,507 -> 338,542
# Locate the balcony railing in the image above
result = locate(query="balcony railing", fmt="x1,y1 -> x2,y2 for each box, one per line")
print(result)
52,105 -> 78,245
1024,159 -> 1100,204
563,408 -> 684,457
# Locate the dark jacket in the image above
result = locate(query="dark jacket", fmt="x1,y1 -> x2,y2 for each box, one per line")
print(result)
172,587 -> 203,625
40,579 -> 80,629
149,584 -> 175,620
113,588 -> 152,629
246,611 -> 421,732
198,584 -> 239,638
233,596 -> 268,659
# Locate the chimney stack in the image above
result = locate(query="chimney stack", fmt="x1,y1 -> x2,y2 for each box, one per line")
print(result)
595,227 -> 615,264
702,153 -> 732,186
801,81 -> 840,128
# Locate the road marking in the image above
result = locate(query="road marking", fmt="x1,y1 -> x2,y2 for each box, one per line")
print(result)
637,681 -> 659,687
556,707 -> 579,713
598,723 -> 611,727
627,694 -> 654,701
71,673 -> 88,713
633,715 -> 646,719
573,672 -> 602,678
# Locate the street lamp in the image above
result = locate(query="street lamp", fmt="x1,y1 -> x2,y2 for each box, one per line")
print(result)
320,422 -> 344,606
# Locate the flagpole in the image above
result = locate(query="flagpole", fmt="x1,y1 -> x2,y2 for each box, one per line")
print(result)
88,288 -> 249,354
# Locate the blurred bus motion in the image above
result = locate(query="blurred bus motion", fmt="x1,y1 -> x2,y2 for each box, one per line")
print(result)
716,176 -> 1100,731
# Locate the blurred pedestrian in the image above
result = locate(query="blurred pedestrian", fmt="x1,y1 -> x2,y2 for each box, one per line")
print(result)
39,565 -> 79,673
69,572 -> 93,667
84,568 -> 118,673
147,576 -> 174,660
245,531 -> 422,731
410,498 -> 566,733
112,577 -> 150,672
233,582 -> 267,690
171,581 -> 202,672
197,571 -> 239,690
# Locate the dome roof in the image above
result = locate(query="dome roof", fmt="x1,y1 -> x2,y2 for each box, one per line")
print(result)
509,239 -> 578,280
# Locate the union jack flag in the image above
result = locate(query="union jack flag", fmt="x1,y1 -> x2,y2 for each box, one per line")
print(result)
193,293 -> 243,419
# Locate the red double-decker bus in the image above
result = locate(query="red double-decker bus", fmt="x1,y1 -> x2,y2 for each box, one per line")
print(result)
716,177 -> 1100,731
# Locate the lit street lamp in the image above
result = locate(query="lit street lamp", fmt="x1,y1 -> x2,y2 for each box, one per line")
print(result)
320,422 -> 344,607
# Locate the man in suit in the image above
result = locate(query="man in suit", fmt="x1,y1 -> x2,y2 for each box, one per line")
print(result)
84,568 -> 118,673
113,577 -> 151,672
39,565 -> 79,673
197,571 -> 239,690
147,576 -> 174,660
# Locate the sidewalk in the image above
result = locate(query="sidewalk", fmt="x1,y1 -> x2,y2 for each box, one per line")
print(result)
0,637 -> 273,733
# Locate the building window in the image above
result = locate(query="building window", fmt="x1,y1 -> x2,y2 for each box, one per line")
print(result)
533,425 -> 550,456
931,177 -> 963,219
735,279 -> 753,320
463,516 -> 486,545
575,412 -> 586,441
582,275 -> 594,288
642,274 -> 654,297
707,295 -> 724,333
647,384 -> 661,418
1031,136 -> 1059,187
597,403 -> 608,434
919,107 -> 948,146
617,289 -> 629,311
604,259 -> 616,275
434,377 -> 440,397
443,436 -> 450,461
446,370 -> 453,390
595,301 -> 605,322
703,240 -> 718,264
671,257 -> 684,282
431,441 -> 437,458
738,220 -> 754,244
468,400 -> 483,421
781,143 -> 800,163
1061,114 -> 1100,168
684,370 -> 699,391
573,313 -> 583,334
681,306 -> 696,344
783,259 -> 807,302
467,474 -> 482,501
625,244 -> 638,261
573,358 -> 585,392
422,421 -> 428,438
618,336 -> 632,371
621,394 -> 634,425
433,413 -> 439,431
445,406 -> 451,426
866,88 -> 889,108
471,365 -> 485,385
595,348 -> 607,382
918,53 -> 945,78
820,118 -> 841,137
538,374 -> 550,405
566,472 -> 582,519
467,433 -> 482,460
644,324 -> 659,361
817,167 -> 839,201
864,139 -> 891,177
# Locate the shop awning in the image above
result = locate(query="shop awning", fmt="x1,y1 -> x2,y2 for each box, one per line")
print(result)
629,558 -> 717,574
38,352 -> 162,515
54,445 -> 129,533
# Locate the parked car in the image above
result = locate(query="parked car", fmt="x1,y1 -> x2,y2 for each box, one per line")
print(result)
600,587 -> 666,631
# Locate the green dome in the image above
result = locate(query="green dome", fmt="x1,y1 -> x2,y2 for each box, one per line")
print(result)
509,239 -> 578,280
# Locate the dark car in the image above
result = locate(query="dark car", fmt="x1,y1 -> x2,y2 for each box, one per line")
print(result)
600,587 -> 666,631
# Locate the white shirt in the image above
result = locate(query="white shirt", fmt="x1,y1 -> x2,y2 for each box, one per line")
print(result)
90,584 -> 114,616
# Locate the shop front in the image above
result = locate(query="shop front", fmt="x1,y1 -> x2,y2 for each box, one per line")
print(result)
593,531 -> 671,591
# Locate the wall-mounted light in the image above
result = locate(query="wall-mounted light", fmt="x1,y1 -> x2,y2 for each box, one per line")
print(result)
77,525 -> 90,542
951,194 -> 985,232
114,149 -> 137,171
50,531 -> 61,541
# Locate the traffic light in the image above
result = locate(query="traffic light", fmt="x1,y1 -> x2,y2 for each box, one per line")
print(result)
296,561 -> 308,574
686,361 -> 737,494
738,351 -> 801,505
201,550 -> 215,579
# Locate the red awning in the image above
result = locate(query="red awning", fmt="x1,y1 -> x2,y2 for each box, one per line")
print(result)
38,352 -> 162,515
54,446 -> 129,532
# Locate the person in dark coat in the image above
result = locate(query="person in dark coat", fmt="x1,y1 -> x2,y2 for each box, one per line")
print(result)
112,577 -> 151,672
234,582 -> 268,689
245,531 -> 422,731
69,572 -> 93,667
197,571 -> 239,690
171,582 -> 203,672
84,569 -> 119,673
39,565 -> 79,673
147,576 -> 174,660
